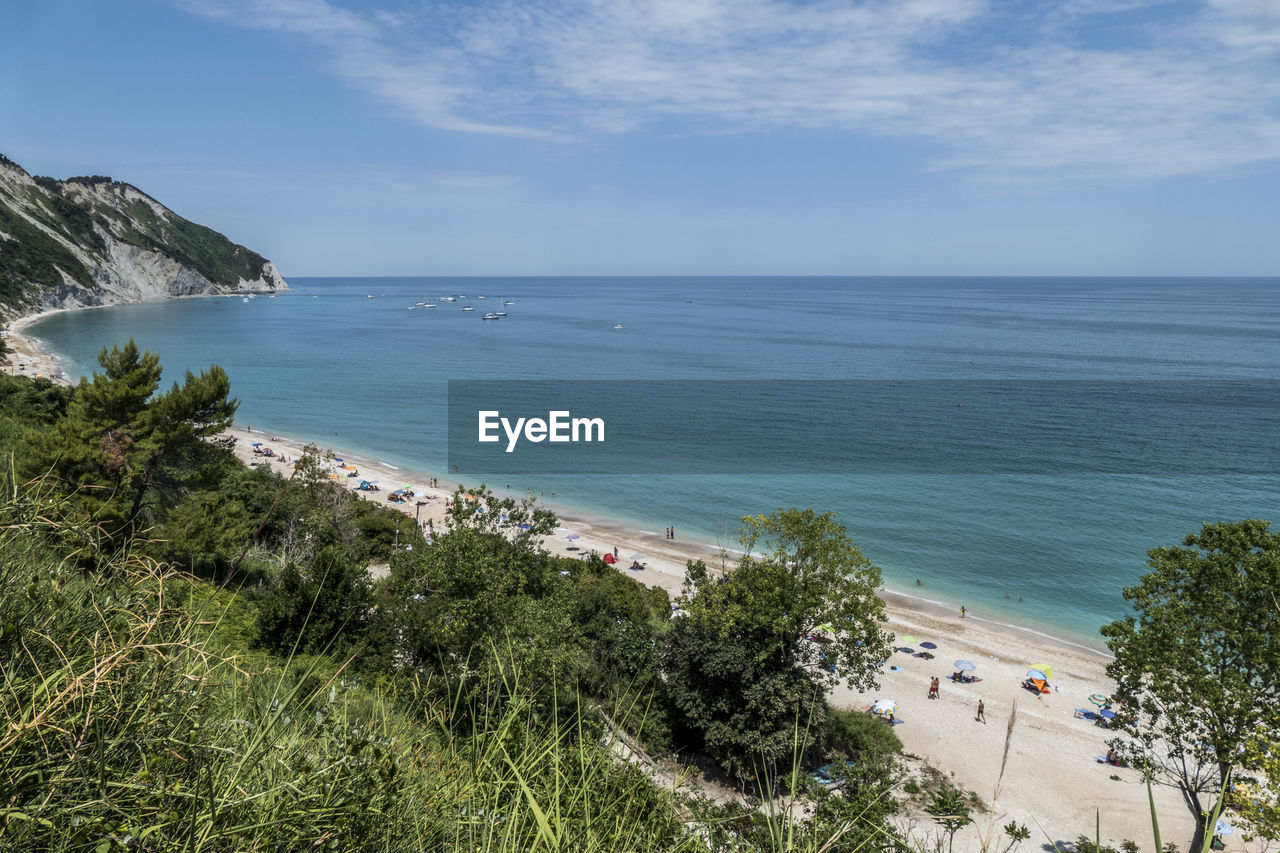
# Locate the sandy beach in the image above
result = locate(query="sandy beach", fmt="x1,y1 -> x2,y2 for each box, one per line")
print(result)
3,311 -> 70,382
3,318 -> 1236,852
222,425 -> 1225,852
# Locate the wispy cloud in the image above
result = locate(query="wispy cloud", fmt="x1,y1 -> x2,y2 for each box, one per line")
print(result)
178,0 -> 1280,179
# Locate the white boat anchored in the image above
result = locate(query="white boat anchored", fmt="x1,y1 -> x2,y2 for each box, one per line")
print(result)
482,312 -> 501,320
461,306 -> 475,311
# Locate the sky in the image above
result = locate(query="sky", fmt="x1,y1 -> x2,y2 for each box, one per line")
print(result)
2,0 -> 1280,276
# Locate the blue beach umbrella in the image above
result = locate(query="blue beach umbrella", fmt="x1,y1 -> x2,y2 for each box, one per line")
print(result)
1099,709 -> 1117,720
954,660 -> 976,671
920,641 -> 938,650
1215,819 -> 1234,836
1026,669 -> 1048,682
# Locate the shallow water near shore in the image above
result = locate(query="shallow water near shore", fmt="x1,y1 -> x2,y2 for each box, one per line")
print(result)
27,276 -> 1280,649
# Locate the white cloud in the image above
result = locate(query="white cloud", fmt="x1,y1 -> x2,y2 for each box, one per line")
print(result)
179,0 -> 1280,179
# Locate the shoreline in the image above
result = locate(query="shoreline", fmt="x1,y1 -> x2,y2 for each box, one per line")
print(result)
2,302 -> 1216,849
8,306 -> 1115,659
229,428 -> 1193,850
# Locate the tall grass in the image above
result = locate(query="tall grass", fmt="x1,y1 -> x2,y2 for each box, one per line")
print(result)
0,480 -> 700,851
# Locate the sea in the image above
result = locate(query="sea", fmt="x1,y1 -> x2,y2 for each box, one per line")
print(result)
25,276 -> 1280,651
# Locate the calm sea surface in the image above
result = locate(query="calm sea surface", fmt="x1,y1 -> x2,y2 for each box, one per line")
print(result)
27,277 -> 1280,649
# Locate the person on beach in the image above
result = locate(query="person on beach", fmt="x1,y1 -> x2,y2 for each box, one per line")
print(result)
960,605 -> 966,619
928,677 -> 939,700
976,699 -> 986,723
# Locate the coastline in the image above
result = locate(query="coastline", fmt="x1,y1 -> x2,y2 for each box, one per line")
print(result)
4,309 -> 73,382
225,425 -> 1199,850
4,304 -> 1213,850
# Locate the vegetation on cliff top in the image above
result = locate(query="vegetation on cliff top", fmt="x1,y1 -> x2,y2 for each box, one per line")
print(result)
0,153 -> 273,314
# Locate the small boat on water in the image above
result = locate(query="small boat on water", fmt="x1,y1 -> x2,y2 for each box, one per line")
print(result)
461,306 -> 475,311
423,303 -> 436,308
477,295 -> 486,299
495,311 -> 507,317
482,312 -> 501,320
614,324 -> 623,329
242,297 -> 250,303
367,294 -> 375,299
503,301 -> 515,305
441,296 -> 457,302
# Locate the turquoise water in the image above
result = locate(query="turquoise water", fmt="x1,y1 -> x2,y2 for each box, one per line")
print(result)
27,277 -> 1280,649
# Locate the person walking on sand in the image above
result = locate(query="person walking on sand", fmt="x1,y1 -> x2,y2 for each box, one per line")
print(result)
960,605 -> 966,619
976,699 -> 986,723
928,676 -> 939,700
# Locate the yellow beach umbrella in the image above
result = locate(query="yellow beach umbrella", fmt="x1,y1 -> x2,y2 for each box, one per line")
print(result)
1030,662 -> 1054,680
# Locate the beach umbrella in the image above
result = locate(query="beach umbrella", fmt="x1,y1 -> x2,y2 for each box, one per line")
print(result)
954,660 -> 976,671
897,635 -> 917,645
565,533 -> 580,541
1030,662 -> 1054,680
1026,669 -> 1048,682
1099,709 -> 1117,720
1215,819 -> 1235,836
517,523 -> 531,530
871,699 -> 897,717
919,641 -> 938,650
1088,693 -> 1110,707
249,441 -> 262,447
630,554 -> 645,562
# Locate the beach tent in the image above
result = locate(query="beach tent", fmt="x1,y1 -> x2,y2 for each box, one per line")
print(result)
603,553 -> 617,565
1029,662 -> 1054,681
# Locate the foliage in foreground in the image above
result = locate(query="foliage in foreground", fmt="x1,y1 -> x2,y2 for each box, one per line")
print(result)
1100,519 -> 1280,850
0,484 -> 697,852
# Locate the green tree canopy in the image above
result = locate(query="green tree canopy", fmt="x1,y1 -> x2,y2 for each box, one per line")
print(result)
26,340 -> 237,536
663,508 -> 892,781
1100,519 -> 1280,850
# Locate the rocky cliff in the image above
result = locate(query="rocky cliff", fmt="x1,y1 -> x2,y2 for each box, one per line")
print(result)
0,153 -> 287,318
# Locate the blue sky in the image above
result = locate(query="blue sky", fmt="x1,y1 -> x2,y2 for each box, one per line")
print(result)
3,0 -> 1279,276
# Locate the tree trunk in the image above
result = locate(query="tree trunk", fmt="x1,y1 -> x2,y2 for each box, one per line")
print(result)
1190,815 -> 1207,853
